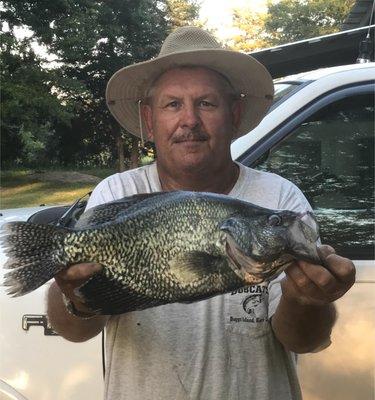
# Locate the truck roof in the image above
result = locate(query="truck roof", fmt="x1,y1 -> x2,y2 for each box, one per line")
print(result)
275,62 -> 375,82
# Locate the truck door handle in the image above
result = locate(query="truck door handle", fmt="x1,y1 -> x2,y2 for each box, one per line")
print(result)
22,314 -> 58,336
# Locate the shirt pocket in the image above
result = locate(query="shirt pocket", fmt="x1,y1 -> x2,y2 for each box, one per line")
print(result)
223,285 -> 271,339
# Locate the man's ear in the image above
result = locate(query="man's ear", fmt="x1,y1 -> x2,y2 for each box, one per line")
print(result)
231,99 -> 244,138
142,104 -> 154,141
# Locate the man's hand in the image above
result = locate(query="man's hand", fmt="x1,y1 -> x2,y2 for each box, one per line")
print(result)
272,245 -> 356,353
47,263 -> 107,342
54,263 -> 103,313
282,245 -> 356,306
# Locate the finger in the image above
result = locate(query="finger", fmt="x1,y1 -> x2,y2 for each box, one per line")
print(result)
57,263 -> 102,282
285,263 -> 328,300
283,267 -> 326,306
297,257 -> 355,303
322,254 -> 356,285
317,244 -> 336,260
312,247 -> 355,284
297,260 -> 339,294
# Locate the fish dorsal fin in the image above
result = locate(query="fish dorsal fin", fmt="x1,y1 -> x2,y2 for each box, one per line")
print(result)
169,251 -> 224,284
75,192 -> 167,228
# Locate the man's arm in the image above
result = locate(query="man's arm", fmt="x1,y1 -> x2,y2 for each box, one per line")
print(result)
271,245 -> 356,353
47,263 -> 109,342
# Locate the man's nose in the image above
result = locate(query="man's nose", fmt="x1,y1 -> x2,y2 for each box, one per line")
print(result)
180,104 -> 200,129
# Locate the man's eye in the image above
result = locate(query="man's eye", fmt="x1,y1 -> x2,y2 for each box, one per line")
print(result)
165,101 -> 180,109
199,100 -> 215,108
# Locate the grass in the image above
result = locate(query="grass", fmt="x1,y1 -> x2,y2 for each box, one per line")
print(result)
0,168 -> 116,209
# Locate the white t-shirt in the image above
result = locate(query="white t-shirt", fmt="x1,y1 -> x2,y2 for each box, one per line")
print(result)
86,162 -> 311,400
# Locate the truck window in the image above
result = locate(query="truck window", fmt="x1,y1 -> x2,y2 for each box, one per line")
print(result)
273,82 -> 302,103
255,92 -> 374,259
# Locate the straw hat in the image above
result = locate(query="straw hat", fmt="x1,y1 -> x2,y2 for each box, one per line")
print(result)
106,26 -> 274,140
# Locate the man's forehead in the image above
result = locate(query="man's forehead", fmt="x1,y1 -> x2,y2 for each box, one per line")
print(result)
149,66 -> 233,96
157,65 -> 222,78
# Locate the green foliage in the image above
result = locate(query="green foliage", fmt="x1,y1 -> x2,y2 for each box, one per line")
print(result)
228,0 -> 355,51
0,31 -> 73,167
20,125 -> 50,165
265,0 -> 356,45
1,0 -> 201,170
165,0 -> 200,28
230,9 -> 268,52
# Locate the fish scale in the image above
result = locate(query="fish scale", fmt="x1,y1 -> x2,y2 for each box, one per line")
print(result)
2,191 -> 321,314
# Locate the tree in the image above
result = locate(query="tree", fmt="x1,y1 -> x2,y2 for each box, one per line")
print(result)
265,0 -> 356,45
0,30 -> 72,167
230,9 -> 268,52
2,0 -> 201,171
166,0 -> 200,28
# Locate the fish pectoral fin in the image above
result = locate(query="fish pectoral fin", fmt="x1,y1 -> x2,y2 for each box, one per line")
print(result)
169,251 -> 222,284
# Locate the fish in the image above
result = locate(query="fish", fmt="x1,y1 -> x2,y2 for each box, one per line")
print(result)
1,191 -> 320,315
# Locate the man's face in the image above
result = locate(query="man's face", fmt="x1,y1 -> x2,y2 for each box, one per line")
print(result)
143,67 -> 242,174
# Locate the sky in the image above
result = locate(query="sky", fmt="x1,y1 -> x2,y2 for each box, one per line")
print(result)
200,0 -> 268,40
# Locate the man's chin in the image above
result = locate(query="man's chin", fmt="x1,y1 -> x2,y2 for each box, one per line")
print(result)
172,141 -> 208,158
177,153 -> 211,172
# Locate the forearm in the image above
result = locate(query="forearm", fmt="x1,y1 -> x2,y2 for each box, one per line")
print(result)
271,295 -> 337,353
47,281 -> 109,343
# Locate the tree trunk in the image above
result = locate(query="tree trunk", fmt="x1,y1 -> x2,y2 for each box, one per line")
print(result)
116,135 -> 125,172
130,135 -> 139,170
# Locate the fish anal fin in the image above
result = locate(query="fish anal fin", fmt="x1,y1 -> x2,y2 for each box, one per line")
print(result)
75,271 -> 164,314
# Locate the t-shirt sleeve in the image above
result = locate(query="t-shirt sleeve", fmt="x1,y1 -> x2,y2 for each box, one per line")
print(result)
85,178 -> 117,210
278,178 -> 313,213
85,164 -> 160,211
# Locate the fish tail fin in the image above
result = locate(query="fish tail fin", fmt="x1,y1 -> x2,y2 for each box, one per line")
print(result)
1,221 -> 70,297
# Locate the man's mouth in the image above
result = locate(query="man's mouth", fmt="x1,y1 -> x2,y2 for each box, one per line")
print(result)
173,132 -> 209,144
174,138 -> 206,143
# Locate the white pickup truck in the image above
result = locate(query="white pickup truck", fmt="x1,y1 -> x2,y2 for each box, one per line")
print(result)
1,62 -> 374,400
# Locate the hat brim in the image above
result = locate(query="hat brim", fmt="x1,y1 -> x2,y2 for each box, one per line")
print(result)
106,49 -> 274,139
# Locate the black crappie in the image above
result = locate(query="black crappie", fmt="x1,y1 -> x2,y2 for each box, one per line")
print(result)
2,191 -> 320,315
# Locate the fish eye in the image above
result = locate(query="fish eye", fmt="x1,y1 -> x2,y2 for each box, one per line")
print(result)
268,214 -> 282,226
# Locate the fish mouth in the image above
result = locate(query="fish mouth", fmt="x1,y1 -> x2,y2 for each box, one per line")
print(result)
225,234 -> 295,284
225,235 -> 267,285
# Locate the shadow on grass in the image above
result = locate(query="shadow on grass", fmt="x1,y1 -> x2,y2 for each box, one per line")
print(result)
0,178 -> 96,209
0,168 -> 120,209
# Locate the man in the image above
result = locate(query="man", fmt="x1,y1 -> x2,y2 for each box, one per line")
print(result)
47,27 -> 355,400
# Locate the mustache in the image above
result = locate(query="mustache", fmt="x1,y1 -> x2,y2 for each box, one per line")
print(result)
172,130 -> 209,143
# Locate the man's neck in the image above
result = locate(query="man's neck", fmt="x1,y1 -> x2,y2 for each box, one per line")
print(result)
156,161 -> 239,194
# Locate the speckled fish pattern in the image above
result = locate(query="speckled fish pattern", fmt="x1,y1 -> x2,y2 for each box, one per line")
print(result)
1,191 -> 320,315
